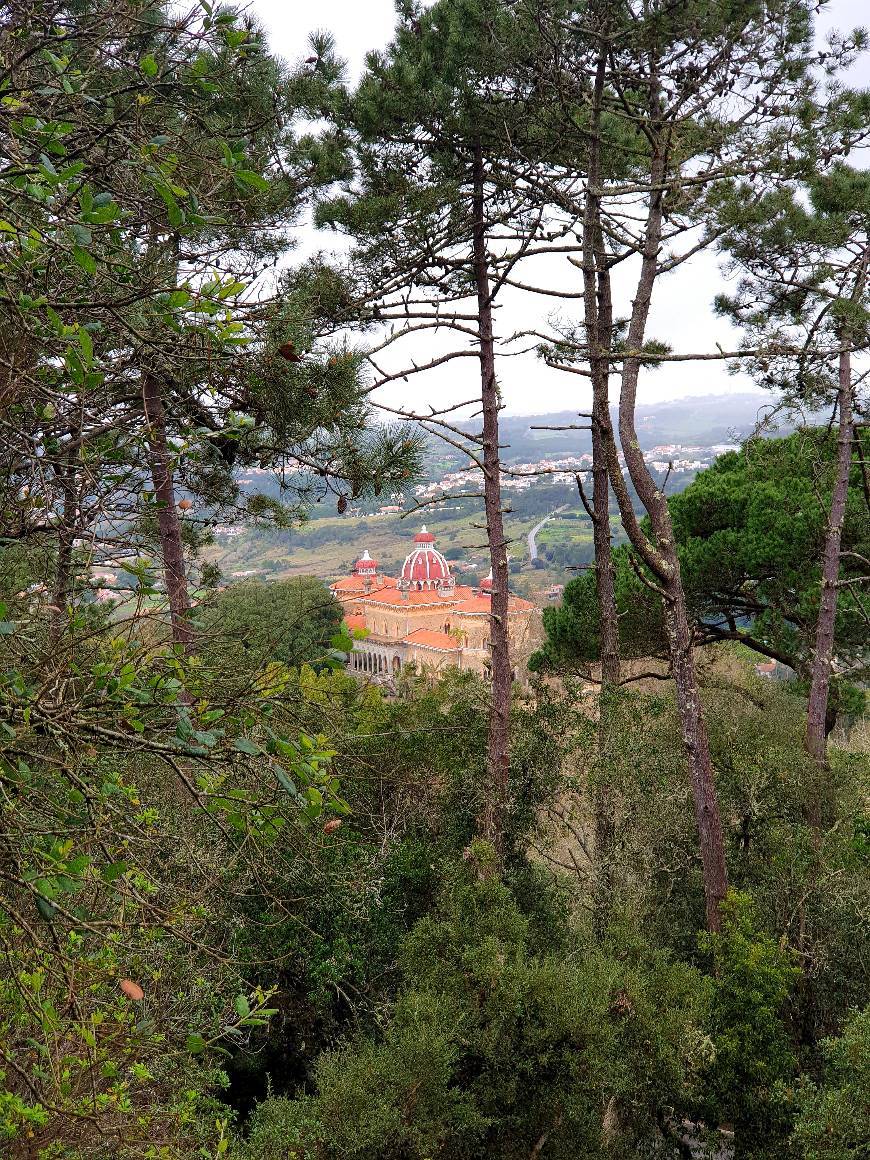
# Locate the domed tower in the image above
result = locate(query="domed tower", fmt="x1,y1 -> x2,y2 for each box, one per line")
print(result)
351,549 -> 378,594
479,567 -> 494,594
353,549 -> 378,579
398,526 -> 455,592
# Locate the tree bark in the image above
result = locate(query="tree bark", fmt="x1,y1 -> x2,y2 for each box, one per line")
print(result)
597,114 -> 728,931
472,141 -> 512,863
664,590 -> 729,928
805,349 -> 853,811
581,37 -> 621,932
141,372 -> 193,651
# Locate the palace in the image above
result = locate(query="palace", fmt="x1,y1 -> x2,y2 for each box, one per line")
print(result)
330,526 -> 540,682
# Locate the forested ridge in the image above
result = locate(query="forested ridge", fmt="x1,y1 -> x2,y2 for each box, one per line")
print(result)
0,2 -> 868,1158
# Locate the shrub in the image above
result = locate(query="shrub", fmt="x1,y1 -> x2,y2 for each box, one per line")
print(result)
240,867 -> 708,1159
792,1006 -> 870,1159
699,892 -> 801,1157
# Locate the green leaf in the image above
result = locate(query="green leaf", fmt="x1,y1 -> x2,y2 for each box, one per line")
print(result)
155,184 -> 184,227
0,621 -> 16,635
101,860 -> 128,883
175,711 -> 194,741
306,787 -> 323,810
58,161 -> 85,181
234,994 -> 250,1019
140,54 -> 158,77
235,169 -> 269,192
35,896 -> 58,922
72,246 -> 96,274
70,222 -> 92,247
86,203 -> 121,224
233,737 -> 260,755
77,327 -> 93,365
185,1033 -> 206,1055
274,767 -> 298,798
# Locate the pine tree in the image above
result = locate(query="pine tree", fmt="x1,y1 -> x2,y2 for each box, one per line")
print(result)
308,0 -> 564,860
0,0 -> 421,651
715,144 -> 870,825
511,0 -> 846,930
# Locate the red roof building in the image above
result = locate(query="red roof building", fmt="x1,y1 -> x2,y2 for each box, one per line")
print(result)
330,526 -> 539,684
403,628 -> 462,651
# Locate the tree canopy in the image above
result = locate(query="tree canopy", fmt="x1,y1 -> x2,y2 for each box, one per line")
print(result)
535,432 -> 870,715
202,576 -> 344,670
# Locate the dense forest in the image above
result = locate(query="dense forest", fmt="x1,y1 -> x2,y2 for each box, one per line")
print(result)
0,2 -> 868,1158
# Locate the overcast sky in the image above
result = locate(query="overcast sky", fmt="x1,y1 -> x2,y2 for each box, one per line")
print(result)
250,0 -> 870,417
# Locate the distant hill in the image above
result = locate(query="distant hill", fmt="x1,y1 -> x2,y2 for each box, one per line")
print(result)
494,393 -> 778,462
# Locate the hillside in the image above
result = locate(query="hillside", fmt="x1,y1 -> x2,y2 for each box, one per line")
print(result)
208,394 -> 773,597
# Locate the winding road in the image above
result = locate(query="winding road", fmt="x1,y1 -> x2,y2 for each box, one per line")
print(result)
527,506 -> 568,561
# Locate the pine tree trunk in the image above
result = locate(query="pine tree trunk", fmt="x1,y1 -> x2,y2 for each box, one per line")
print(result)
141,372 -> 193,651
472,141 -> 511,862
664,585 -> 729,929
597,124 -> 728,931
805,350 -> 853,808
582,39 -> 621,931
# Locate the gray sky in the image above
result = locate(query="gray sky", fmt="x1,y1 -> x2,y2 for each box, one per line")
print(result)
251,0 -> 870,417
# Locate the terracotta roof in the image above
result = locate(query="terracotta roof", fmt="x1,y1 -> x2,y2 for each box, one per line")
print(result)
452,597 -> 493,615
403,628 -> 461,651
331,575 -> 396,595
452,594 -> 534,615
344,615 -> 367,632
508,596 -> 536,612
363,584 -> 475,608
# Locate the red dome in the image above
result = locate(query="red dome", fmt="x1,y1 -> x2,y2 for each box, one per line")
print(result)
399,526 -> 452,590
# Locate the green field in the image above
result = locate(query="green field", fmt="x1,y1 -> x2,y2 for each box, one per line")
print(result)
206,507 -> 539,586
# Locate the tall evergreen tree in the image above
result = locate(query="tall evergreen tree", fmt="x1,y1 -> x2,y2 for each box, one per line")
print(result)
508,0 -> 856,930
715,154 -> 870,822
308,0 -> 566,860
0,0 -> 420,650
535,431 -> 870,697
